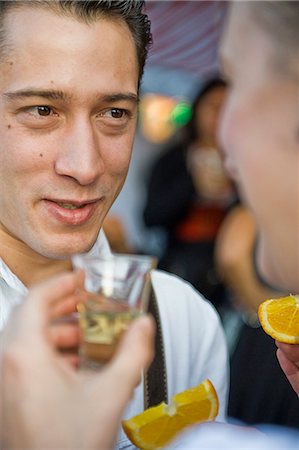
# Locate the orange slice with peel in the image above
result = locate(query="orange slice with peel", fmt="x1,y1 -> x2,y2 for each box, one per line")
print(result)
122,379 -> 219,450
258,294 -> 299,344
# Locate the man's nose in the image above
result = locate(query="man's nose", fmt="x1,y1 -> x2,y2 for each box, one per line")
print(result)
54,117 -> 104,185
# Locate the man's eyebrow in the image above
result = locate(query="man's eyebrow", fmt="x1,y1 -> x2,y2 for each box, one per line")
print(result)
100,93 -> 139,104
3,89 -> 139,104
3,89 -> 72,101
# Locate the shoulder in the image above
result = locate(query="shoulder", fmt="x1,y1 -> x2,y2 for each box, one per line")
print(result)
151,269 -> 220,326
150,269 -> 224,360
0,278 -> 23,331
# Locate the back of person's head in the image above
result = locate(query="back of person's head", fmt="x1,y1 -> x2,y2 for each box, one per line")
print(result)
245,1 -> 299,77
219,1 -> 299,293
0,0 -> 152,84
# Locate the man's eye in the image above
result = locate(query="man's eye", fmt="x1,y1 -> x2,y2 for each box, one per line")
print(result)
36,106 -> 52,116
100,108 -> 129,120
23,105 -> 57,117
15,105 -> 59,128
111,108 -> 124,118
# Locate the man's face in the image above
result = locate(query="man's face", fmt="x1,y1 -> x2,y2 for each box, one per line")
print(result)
0,6 -> 139,259
219,3 -> 299,291
195,86 -> 226,144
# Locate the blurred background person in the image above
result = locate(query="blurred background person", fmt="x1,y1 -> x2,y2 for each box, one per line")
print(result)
143,78 -> 237,311
109,1 -> 228,258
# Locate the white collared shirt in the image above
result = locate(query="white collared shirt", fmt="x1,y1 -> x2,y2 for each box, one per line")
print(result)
0,229 -> 111,330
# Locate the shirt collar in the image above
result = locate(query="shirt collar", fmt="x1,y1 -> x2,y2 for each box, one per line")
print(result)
0,229 -> 111,293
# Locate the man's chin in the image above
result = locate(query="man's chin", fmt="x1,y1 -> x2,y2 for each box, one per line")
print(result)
36,237 -> 98,260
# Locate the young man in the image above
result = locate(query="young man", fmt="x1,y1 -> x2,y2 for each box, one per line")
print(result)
0,1 -> 228,448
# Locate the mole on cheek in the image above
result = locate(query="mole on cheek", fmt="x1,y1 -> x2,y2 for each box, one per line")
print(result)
7,124 -> 11,129
39,153 -> 43,157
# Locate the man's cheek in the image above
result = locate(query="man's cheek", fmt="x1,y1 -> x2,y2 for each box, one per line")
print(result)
107,152 -> 131,178
220,97 -> 240,149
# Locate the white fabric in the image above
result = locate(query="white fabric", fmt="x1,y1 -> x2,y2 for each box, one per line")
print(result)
0,230 -> 229,450
0,259 -> 27,330
0,230 -> 110,330
167,422 -> 299,449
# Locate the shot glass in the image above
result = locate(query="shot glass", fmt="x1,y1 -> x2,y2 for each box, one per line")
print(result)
73,253 -> 156,369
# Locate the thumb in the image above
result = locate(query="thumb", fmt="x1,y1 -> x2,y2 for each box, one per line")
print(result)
113,314 -> 155,378
94,315 -> 155,408
3,271 -> 84,355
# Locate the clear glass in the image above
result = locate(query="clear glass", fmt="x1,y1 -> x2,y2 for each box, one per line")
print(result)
72,253 -> 157,369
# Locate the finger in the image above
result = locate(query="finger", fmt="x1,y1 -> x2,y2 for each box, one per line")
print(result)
24,271 -> 85,332
1,275 -> 83,375
57,352 -> 80,370
113,314 -> 155,374
277,348 -> 298,376
275,341 -> 299,366
30,270 -> 85,314
50,294 -> 82,320
96,315 -> 155,407
49,323 -> 80,350
277,348 -> 299,396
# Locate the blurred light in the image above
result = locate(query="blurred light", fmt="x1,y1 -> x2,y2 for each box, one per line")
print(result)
140,94 -> 178,144
170,102 -> 192,127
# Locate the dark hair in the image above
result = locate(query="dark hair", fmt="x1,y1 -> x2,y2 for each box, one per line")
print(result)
0,0 -> 152,84
185,77 -> 227,144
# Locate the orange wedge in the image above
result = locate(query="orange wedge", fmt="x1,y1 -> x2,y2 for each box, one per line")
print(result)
122,379 -> 219,450
258,294 -> 299,344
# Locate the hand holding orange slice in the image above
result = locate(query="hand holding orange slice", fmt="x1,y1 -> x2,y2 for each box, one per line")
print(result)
258,294 -> 299,344
122,379 -> 219,450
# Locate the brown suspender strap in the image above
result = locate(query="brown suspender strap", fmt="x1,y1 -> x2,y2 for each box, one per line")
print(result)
144,285 -> 168,409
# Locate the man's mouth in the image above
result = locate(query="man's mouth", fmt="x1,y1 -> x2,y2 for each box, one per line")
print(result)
43,198 -> 101,225
56,202 -> 86,210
